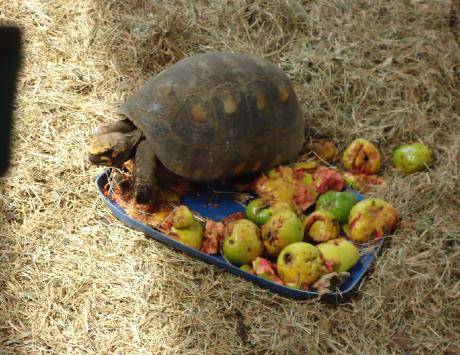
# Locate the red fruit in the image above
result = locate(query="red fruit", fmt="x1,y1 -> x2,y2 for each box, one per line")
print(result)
343,172 -> 385,192
293,172 -> 318,211
252,257 -> 284,285
201,219 -> 224,254
313,167 -> 345,193
222,212 -> 245,225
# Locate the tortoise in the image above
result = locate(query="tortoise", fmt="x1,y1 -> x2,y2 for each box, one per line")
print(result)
88,52 -> 304,203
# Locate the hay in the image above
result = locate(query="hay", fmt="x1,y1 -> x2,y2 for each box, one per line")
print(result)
1,0 -> 459,353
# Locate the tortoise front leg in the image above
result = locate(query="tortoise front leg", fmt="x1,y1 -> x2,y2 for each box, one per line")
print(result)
133,139 -> 157,204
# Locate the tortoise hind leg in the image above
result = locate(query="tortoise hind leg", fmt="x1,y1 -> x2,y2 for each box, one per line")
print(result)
133,139 -> 157,204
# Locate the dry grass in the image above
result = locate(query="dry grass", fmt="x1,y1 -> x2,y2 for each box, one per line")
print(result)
1,0 -> 459,353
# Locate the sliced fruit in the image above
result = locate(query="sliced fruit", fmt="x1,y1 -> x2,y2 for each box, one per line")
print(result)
347,198 -> 398,243
172,205 -> 194,229
293,172 -> 319,211
201,219 -> 224,254
252,257 -> 284,285
304,210 -> 340,242
313,167 -> 345,193
342,139 -> 381,174
343,172 -> 385,192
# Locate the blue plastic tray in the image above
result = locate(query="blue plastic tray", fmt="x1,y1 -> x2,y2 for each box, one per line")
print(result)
96,169 -> 382,299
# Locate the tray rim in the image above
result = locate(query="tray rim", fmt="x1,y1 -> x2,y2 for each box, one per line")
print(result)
96,169 -> 383,300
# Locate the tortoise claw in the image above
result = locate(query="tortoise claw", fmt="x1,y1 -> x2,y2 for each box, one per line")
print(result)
134,185 -> 153,204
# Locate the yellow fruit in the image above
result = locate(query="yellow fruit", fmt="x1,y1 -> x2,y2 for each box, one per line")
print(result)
342,139 -> 381,174
171,219 -> 204,249
317,238 -> 360,272
304,210 -> 340,242
172,205 -> 194,228
347,198 -> 398,243
261,210 -> 304,258
240,264 -> 253,273
307,139 -> 339,162
277,242 -> 327,289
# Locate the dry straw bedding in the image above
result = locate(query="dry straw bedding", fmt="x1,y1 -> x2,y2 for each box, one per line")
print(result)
1,0 -> 459,353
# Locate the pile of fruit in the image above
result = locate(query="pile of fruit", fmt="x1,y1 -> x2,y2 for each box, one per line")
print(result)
104,139 -> 433,292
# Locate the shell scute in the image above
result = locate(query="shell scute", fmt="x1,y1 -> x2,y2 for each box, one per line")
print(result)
119,52 -> 304,181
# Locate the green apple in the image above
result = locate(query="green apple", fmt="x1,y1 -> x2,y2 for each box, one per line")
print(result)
172,205 -> 194,229
246,199 -> 272,225
261,210 -> 304,258
171,219 -> 204,249
223,219 -> 263,266
316,191 -> 358,224
393,143 -> 433,173
317,238 -> 360,272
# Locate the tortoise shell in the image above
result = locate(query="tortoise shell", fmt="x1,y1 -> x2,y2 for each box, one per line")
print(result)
119,52 -> 304,181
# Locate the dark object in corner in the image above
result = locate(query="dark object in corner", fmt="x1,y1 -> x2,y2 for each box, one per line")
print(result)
0,26 -> 21,176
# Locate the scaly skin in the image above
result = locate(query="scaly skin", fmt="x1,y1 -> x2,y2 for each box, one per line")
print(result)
342,139 -> 381,174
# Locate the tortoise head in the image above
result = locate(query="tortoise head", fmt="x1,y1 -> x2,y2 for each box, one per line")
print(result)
88,131 -> 141,167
